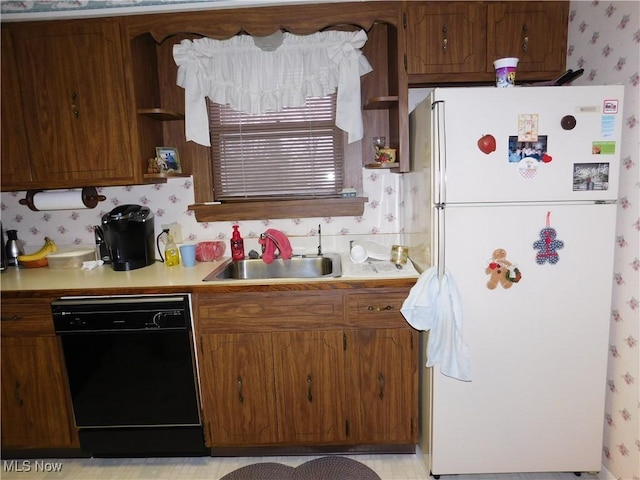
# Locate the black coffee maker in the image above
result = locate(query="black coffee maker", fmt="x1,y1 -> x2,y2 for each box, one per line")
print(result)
101,205 -> 155,271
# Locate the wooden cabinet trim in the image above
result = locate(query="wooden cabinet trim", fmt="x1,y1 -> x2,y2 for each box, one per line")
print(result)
124,2 -> 402,42
0,298 -> 56,336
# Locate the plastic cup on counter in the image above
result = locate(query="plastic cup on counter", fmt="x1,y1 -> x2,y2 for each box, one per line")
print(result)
179,244 -> 197,267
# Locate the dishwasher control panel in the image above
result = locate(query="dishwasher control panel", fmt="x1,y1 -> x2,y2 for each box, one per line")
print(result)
52,295 -> 191,332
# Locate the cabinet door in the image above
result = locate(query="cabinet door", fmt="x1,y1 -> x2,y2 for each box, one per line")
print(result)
1,336 -> 75,449
487,2 -> 568,74
14,19 -> 134,185
405,2 -> 486,75
199,333 -> 278,446
346,328 -> 415,443
1,27 -> 33,188
273,330 -> 346,444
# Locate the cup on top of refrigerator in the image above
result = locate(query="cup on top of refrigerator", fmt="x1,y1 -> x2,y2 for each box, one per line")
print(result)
493,57 -> 519,88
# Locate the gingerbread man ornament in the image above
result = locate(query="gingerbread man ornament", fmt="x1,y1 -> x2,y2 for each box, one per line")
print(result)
486,248 -> 522,290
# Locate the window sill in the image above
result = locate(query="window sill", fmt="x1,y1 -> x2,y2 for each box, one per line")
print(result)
188,197 -> 368,222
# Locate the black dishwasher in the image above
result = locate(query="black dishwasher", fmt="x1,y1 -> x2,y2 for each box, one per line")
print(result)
52,294 -> 207,457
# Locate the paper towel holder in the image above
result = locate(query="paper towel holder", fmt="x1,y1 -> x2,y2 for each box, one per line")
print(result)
19,187 -> 106,211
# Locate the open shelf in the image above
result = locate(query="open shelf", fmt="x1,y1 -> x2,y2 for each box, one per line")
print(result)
364,162 -> 400,170
363,95 -> 398,110
137,108 -> 185,121
143,172 -> 191,184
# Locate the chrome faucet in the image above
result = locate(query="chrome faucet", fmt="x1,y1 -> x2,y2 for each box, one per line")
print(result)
259,232 -> 282,256
317,224 -> 322,256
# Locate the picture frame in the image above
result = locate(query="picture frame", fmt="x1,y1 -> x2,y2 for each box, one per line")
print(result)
155,147 -> 182,174
572,162 -> 610,191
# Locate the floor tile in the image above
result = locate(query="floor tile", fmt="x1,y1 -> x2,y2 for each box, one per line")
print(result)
0,454 -> 601,480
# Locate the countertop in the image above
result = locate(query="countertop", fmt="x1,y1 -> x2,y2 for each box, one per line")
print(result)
0,253 -> 420,294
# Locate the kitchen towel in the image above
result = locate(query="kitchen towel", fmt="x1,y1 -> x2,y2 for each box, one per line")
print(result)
401,266 -> 472,381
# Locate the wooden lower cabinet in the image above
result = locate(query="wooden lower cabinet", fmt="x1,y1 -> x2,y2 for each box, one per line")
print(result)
195,288 -> 417,449
346,328 -> 415,443
273,330 -> 346,445
1,335 -> 76,449
200,332 -> 278,445
1,298 -> 77,450
199,330 -> 347,446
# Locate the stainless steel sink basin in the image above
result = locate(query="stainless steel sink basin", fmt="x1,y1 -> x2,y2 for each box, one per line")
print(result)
204,253 -> 342,281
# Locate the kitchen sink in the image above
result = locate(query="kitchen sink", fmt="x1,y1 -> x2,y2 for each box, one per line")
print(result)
203,254 -> 342,281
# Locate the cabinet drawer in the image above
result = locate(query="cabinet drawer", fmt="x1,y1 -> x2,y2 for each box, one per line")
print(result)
346,291 -> 410,328
1,298 -> 55,335
196,292 -> 344,332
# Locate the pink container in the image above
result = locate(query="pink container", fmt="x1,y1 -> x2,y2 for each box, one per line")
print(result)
195,241 -> 226,262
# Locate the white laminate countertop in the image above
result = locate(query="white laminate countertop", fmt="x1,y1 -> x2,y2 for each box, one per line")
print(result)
0,254 -> 420,292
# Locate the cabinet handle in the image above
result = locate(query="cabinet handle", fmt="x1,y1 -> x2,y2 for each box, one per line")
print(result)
307,374 -> 313,402
237,375 -> 244,403
366,305 -> 395,312
14,380 -> 24,406
1,315 -> 22,321
442,26 -> 448,53
71,91 -> 79,118
378,373 -> 385,399
521,24 -> 529,52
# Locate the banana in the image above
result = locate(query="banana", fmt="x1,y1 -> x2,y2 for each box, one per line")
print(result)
17,237 -> 58,262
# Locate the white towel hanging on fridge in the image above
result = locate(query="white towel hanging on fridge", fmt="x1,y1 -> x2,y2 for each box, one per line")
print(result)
401,266 -> 472,381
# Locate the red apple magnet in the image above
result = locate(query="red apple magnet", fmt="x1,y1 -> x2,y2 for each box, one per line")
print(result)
478,134 -> 496,155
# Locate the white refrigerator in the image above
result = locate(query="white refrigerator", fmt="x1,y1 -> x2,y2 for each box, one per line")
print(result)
407,85 -> 624,476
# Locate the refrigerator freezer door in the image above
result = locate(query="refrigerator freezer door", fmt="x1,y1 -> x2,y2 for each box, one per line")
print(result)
432,85 -> 623,204
430,202 -> 616,475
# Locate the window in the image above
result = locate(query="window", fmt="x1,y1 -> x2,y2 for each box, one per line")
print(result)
209,94 -> 344,201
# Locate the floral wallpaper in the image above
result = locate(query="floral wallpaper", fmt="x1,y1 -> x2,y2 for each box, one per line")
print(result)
568,2 -> 640,480
0,170 -> 403,253
0,2 -> 638,478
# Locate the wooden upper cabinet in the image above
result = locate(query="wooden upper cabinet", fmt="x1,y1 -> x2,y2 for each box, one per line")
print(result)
405,2 -> 486,76
12,19 -> 137,188
405,1 -> 568,84
1,28 -> 33,187
487,2 -> 568,77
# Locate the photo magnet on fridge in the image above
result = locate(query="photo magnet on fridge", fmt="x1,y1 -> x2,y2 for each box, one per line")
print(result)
573,162 -> 610,191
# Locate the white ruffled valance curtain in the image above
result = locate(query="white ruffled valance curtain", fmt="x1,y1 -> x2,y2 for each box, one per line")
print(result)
172,30 -> 372,146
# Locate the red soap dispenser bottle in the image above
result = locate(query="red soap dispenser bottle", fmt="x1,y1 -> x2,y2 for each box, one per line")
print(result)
230,225 -> 245,260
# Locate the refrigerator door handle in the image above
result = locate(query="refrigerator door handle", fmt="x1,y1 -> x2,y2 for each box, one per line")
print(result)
432,100 -> 446,205
435,204 -> 445,283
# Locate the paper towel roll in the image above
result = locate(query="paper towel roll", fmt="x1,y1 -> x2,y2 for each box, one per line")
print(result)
19,187 -> 106,211
32,191 -> 87,210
